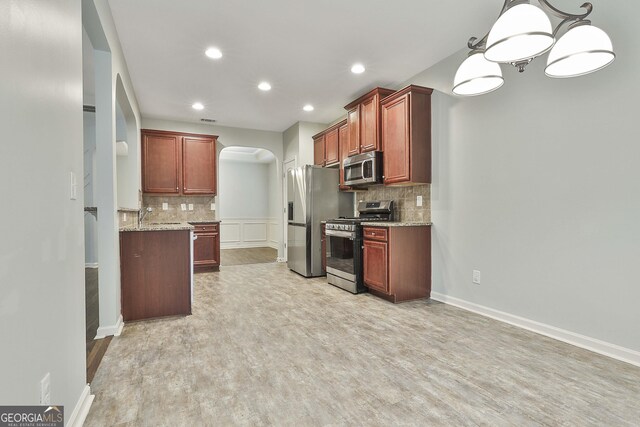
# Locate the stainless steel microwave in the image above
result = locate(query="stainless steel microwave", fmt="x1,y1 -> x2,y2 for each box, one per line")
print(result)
343,151 -> 382,186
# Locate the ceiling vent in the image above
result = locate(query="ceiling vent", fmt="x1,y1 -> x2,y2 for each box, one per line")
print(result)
200,118 -> 216,123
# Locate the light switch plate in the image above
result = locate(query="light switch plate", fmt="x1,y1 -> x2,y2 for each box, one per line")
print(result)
416,196 -> 423,207
188,204 -> 194,211
123,212 -> 127,221
40,373 -> 51,405
210,203 -> 216,211
69,172 -> 77,200
473,270 -> 481,285
181,204 -> 187,211
162,202 -> 168,211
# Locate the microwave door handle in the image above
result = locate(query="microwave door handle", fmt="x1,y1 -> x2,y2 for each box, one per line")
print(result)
362,159 -> 373,179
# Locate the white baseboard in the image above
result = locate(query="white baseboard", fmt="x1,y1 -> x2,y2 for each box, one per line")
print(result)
431,292 -> 640,368
84,263 -> 98,269
221,241 -> 275,249
67,384 -> 94,427
95,314 -> 124,339
276,257 -> 286,263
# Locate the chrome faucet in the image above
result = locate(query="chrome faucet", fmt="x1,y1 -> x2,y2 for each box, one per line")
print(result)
138,207 -> 152,224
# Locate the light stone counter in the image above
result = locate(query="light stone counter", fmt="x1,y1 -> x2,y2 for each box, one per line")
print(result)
119,222 -> 194,232
360,221 -> 432,227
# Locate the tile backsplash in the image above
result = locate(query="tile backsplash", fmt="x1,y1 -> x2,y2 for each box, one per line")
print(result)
118,209 -> 138,228
355,184 -> 430,223
143,195 -> 216,223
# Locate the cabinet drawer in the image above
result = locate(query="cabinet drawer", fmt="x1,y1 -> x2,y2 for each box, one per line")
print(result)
363,227 -> 388,242
192,223 -> 219,233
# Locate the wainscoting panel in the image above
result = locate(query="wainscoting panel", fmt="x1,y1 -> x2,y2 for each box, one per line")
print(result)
268,221 -> 279,249
221,218 -> 279,249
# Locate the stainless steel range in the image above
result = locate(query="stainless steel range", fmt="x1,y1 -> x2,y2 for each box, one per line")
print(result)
325,200 -> 394,293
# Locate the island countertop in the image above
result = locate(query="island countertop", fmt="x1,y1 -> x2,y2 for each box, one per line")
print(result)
119,222 -> 194,232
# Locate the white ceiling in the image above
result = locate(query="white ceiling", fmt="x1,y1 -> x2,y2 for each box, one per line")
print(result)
108,0 -> 502,132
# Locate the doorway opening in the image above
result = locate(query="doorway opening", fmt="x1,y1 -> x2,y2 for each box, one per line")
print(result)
218,147 -> 279,266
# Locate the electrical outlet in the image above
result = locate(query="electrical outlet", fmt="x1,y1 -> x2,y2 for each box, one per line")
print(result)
188,204 -> 194,211
416,196 -> 423,207
123,212 -> 127,221
162,202 -> 168,211
210,203 -> 215,211
181,204 -> 187,211
40,373 -> 51,405
473,270 -> 481,285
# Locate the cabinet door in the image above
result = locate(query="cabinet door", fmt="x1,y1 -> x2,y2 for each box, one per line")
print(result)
313,134 -> 326,166
193,232 -> 219,268
142,132 -> 180,194
363,239 -> 388,292
360,94 -> 379,152
338,122 -> 350,190
182,136 -> 217,195
347,107 -> 360,156
383,93 -> 411,184
324,127 -> 339,166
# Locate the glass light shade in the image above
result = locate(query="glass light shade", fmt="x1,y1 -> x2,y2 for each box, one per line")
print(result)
453,52 -> 504,96
545,24 -> 615,78
485,3 -> 554,63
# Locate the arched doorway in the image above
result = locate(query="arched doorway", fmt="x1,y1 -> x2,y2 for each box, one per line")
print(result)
217,147 -> 279,266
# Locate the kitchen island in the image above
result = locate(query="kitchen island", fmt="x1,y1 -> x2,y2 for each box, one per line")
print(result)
120,222 -> 194,321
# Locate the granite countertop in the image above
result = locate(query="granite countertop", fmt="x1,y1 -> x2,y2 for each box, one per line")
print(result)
120,222 -> 195,232
360,221 -> 432,227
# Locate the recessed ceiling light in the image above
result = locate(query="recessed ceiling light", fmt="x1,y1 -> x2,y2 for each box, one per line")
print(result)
303,104 -> 314,112
192,102 -> 204,110
351,63 -> 365,74
205,47 -> 222,59
258,82 -> 272,91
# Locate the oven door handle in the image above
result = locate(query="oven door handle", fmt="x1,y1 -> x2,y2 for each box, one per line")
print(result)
326,229 -> 355,239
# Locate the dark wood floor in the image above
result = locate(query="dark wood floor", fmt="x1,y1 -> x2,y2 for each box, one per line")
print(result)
220,247 -> 277,266
85,267 -> 99,342
85,267 -> 110,383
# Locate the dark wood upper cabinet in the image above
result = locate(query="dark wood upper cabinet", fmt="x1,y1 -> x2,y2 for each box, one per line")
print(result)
346,107 -> 360,156
182,136 -> 217,195
381,85 -> 433,185
142,129 -> 218,195
344,87 -> 394,156
142,131 -> 180,194
324,126 -> 339,166
313,134 -> 326,166
338,120 -> 350,191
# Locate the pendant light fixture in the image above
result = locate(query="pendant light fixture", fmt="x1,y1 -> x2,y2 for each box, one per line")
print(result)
454,0 -> 615,96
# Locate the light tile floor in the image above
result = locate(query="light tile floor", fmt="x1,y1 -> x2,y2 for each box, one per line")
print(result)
85,262 -> 640,426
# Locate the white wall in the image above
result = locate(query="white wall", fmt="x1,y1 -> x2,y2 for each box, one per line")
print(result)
267,161 -> 280,248
0,0 -> 87,416
84,0 -> 142,337
405,3 -> 640,357
219,160 -> 270,218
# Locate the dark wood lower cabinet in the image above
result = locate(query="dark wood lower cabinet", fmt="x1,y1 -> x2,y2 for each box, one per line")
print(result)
120,230 -> 191,321
363,239 -> 388,293
363,226 -> 431,303
192,222 -> 220,271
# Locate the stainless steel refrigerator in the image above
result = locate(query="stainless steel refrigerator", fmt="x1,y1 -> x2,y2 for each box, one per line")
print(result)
287,165 -> 351,277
